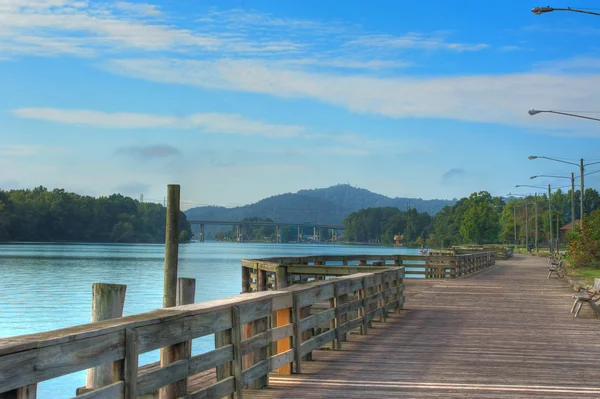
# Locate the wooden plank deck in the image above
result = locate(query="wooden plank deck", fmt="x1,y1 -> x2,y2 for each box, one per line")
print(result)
245,255 -> 600,398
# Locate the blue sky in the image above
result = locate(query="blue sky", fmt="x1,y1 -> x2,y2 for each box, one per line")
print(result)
2,0 -> 600,208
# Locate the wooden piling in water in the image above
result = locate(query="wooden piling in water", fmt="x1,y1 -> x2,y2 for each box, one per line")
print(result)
160,184 -> 182,399
85,283 -> 127,390
173,278 -> 196,395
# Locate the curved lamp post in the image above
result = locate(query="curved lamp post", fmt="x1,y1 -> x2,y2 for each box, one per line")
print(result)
531,6 -> 600,16
527,154 -> 600,237
531,174 -> 576,231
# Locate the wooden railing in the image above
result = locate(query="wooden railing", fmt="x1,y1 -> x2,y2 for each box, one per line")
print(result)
0,268 -> 404,398
241,252 -> 495,292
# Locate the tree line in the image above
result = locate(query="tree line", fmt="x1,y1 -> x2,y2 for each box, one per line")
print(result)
343,188 -> 600,247
0,187 -> 192,243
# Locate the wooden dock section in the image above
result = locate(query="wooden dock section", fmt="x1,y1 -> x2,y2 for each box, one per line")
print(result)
246,255 -> 600,398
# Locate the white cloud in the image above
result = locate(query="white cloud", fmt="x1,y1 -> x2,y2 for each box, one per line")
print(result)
0,144 -> 70,156
104,58 -> 600,136
113,1 -> 161,16
12,108 -> 305,138
498,45 -> 523,52
347,32 -> 489,52
0,1 -> 302,57
0,3 -> 486,73
534,56 -> 600,73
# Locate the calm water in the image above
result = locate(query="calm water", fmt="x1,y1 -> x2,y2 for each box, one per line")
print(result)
0,242 -> 417,398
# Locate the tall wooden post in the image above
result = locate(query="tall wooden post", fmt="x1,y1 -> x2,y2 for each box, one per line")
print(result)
160,184 -> 182,399
163,184 -> 180,308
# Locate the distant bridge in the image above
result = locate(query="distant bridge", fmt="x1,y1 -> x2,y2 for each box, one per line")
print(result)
187,220 -> 344,243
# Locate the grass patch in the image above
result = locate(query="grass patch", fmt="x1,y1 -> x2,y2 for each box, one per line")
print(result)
567,268 -> 600,285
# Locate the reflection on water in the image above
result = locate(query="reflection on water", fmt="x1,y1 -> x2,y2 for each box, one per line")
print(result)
0,242 -> 417,398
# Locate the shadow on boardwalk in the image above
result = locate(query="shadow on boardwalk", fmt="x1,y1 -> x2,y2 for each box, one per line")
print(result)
247,255 -> 600,398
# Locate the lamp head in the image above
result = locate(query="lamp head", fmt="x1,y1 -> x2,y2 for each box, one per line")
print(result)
528,155 -> 538,160
515,185 -> 521,188
530,176 -> 537,180
528,109 -> 542,116
531,6 -> 553,15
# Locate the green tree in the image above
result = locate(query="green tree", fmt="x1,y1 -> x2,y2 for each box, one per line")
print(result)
459,192 -> 501,244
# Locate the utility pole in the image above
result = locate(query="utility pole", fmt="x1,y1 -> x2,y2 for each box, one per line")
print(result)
535,193 -> 538,252
571,172 -> 575,231
548,184 -> 553,254
513,205 -> 517,248
525,202 -> 529,250
580,158 -> 585,237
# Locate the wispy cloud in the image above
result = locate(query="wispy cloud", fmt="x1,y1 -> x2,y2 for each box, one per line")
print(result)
533,56 -> 600,73
104,58 -> 600,136
12,108 -> 304,138
498,45 -> 522,52
0,144 -> 70,156
117,144 -> 181,160
0,3 -> 484,72
113,1 -> 162,17
346,32 -> 489,52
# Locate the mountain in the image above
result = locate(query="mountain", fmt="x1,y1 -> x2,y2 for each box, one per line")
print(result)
297,185 -> 453,214
185,184 -> 455,235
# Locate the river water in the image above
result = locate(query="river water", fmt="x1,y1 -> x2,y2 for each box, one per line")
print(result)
0,242 -> 417,398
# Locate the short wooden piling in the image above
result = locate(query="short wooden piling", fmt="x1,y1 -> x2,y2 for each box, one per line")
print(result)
85,283 -> 127,390
174,278 -> 196,395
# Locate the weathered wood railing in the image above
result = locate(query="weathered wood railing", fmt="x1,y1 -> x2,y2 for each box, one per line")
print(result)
0,268 -> 404,398
241,252 -> 495,292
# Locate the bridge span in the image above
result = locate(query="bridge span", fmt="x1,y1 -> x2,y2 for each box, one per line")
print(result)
187,219 -> 345,243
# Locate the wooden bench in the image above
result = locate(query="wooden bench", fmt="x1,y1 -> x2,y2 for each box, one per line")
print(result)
571,278 -> 600,318
547,257 -> 564,279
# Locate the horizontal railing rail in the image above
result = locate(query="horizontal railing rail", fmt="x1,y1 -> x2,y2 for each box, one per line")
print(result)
241,252 -> 495,292
0,267 -> 405,399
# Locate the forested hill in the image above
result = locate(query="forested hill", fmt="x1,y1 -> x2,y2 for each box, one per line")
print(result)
0,187 -> 192,243
298,185 -> 454,214
185,184 -> 455,225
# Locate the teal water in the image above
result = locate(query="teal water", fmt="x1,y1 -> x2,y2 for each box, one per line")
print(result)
0,242 -> 417,398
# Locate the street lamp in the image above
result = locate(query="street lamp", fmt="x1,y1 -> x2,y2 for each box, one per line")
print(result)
528,155 -> 600,237
531,173 -> 576,231
528,109 -> 600,123
531,6 -> 600,16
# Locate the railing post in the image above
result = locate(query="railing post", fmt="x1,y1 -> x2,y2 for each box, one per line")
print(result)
396,269 -> 404,311
257,267 -> 267,291
332,283 -> 343,350
275,306 -> 292,374
360,277 -> 368,334
85,283 -> 127,391
242,266 -> 251,293
124,328 -> 139,399
275,265 -> 288,290
248,315 -> 269,389
292,293 -> 303,374
231,306 -> 243,399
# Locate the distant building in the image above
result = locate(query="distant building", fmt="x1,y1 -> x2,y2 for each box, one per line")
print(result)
559,220 -> 581,243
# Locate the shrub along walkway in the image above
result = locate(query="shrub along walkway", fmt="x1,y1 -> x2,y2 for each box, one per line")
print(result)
246,255 -> 600,398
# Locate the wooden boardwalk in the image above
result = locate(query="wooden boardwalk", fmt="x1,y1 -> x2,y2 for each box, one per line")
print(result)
246,255 -> 600,398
